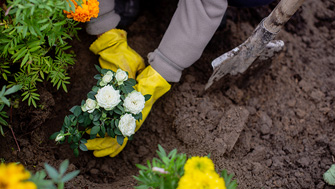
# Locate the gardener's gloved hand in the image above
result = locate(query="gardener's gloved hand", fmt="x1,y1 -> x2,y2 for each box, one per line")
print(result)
85,29 -> 171,157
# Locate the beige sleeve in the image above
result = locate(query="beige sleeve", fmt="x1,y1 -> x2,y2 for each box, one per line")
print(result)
148,0 -> 228,82
86,0 -> 120,35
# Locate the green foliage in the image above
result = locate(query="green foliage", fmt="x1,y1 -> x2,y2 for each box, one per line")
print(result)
221,169 -> 238,189
134,145 -> 238,189
134,145 -> 187,189
51,66 -> 151,156
0,0 -> 82,107
29,159 -> 80,189
0,85 -> 21,136
324,164 -> 335,186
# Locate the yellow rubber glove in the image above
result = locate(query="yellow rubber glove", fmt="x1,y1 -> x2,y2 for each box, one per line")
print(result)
89,29 -> 145,78
85,29 -> 171,157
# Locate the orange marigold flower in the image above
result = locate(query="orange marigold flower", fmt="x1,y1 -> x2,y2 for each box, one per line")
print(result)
64,0 -> 99,23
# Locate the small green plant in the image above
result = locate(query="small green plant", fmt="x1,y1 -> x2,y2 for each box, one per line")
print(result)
221,170 -> 238,189
324,164 -> 335,186
0,0 -> 82,107
0,85 -> 21,136
134,145 -> 238,189
30,159 -> 80,189
134,145 -> 187,189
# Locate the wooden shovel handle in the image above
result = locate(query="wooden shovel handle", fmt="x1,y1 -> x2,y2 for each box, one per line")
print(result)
264,0 -> 305,33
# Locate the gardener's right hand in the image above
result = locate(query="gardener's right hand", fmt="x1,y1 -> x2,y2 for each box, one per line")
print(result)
85,29 -> 171,157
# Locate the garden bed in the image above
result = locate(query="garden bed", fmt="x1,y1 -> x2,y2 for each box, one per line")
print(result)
1,0 -> 334,188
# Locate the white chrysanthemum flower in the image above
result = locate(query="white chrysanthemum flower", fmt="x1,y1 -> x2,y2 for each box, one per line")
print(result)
95,85 -> 121,111
123,91 -> 145,115
100,71 -> 114,86
115,69 -> 128,85
118,113 -> 136,137
81,98 -> 98,113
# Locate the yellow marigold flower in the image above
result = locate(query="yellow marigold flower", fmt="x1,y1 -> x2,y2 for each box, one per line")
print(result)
0,163 -> 36,189
184,156 -> 215,175
177,171 -> 226,189
64,0 -> 99,22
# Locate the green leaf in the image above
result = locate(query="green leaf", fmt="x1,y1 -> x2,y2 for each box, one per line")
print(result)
114,108 -> 122,115
125,78 -> 136,86
73,106 -> 82,117
44,163 -> 59,181
133,113 -> 142,120
50,132 -> 60,140
4,85 -> 22,96
79,143 -> 88,151
116,135 -> 124,145
14,48 -> 28,63
117,105 -> 124,113
61,170 -> 80,183
78,115 -> 84,123
101,69 -> 108,75
110,119 -> 115,129
94,74 -> 102,80
37,19 -> 49,24
54,20 -> 66,26
0,126 -> 4,136
157,144 -> 167,157
144,94 -> 152,101
80,139 -> 87,144
92,86 -> 99,93
69,0 -> 76,12
40,23 -> 49,31
0,86 -> 6,96
87,91 -> 96,100
114,128 -> 122,135
221,169 -> 238,189
90,125 -> 100,136
135,164 -> 148,170
74,148 -> 79,157
324,164 -> 335,186
59,159 -> 69,176
107,127 -> 115,138
0,96 -> 10,107
94,65 -> 102,73
64,116 -> 71,127
83,115 -> 92,126
124,85 -> 134,94
100,125 -> 106,134
98,129 -> 105,138
115,119 -> 119,128
20,53 -> 30,67
93,111 -> 101,121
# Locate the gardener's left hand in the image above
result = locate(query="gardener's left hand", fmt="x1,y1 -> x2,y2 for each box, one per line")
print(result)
85,29 -> 170,157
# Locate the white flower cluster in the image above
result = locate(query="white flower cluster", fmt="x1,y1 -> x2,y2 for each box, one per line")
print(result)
82,68 -> 147,138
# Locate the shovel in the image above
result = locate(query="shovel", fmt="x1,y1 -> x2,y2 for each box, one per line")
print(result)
205,0 -> 305,90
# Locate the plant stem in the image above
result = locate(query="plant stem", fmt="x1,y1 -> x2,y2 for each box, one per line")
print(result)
10,105 -> 20,152
10,126 -> 20,152
58,182 -> 64,189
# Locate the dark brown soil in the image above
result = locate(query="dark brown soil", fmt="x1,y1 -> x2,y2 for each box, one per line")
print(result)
1,0 -> 335,188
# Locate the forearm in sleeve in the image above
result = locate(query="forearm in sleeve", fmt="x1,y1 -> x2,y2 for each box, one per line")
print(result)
86,0 -> 121,35
148,0 -> 228,82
